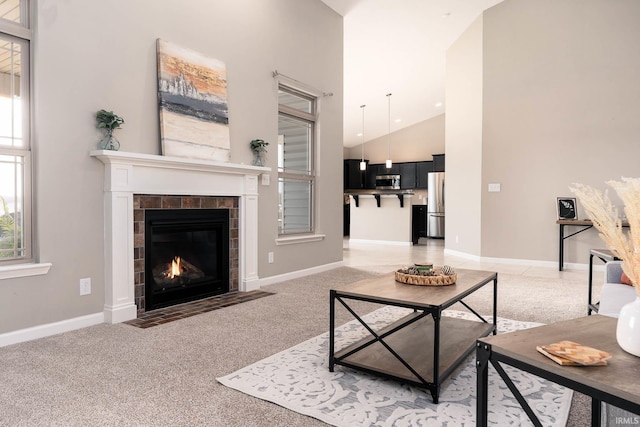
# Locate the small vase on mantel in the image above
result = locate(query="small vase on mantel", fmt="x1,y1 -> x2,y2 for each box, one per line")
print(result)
252,150 -> 265,167
98,128 -> 120,151
616,296 -> 640,357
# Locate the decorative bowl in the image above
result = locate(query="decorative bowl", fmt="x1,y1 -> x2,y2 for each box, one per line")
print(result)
414,263 -> 433,273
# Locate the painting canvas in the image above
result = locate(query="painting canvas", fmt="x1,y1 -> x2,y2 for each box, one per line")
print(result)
157,39 -> 230,162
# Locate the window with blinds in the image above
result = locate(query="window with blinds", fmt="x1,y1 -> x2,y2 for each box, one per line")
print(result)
277,86 -> 316,235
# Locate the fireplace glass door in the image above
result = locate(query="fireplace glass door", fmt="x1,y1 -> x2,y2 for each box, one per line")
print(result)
145,209 -> 229,311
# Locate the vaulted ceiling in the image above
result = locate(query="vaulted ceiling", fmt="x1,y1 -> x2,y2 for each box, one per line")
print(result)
320,0 -> 504,147
1,0 -> 506,147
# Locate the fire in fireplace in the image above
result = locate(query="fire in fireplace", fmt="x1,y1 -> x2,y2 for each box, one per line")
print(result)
144,208 -> 229,311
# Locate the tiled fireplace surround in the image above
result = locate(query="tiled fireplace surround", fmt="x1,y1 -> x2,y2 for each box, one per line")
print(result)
133,194 -> 239,313
92,150 -> 266,324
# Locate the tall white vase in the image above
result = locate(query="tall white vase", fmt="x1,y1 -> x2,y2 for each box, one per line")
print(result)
616,296 -> 640,357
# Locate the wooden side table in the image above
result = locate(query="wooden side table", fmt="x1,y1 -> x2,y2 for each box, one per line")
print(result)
476,315 -> 640,427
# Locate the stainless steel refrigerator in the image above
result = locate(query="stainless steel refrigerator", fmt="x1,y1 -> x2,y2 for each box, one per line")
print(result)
427,172 -> 445,238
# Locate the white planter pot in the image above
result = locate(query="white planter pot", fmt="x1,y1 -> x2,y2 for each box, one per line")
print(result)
616,296 -> 640,357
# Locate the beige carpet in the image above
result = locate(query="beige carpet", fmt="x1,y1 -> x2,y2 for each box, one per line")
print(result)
0,266 -> 595,426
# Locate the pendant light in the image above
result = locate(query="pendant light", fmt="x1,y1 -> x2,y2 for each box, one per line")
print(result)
359,104 -> 367,171
385,93 -> 393,169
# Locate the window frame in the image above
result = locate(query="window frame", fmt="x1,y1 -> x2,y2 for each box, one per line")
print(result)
277,84 -> 317,237
0,0 -> 34,266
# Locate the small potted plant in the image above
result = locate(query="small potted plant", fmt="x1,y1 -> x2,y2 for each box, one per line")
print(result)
249,139 -> 269,166
96,109 -> 125,150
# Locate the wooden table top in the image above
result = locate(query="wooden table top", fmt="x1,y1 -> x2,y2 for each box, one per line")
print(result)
556,219 -> 595,226
332,269 -> 497,309
557,219 -> 630,227
590,248 -> 618,260
479,315 -> 640,405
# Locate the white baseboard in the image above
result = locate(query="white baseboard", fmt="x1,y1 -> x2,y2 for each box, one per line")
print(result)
259,260 -> 345,287
348,239 -> 411,247
104,303 -> 137,324
443,248 -> 599,271
0,312 -> 104,348
0,261 -> 343,347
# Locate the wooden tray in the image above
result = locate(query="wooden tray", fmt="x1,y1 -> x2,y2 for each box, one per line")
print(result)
395,270 -> 457,286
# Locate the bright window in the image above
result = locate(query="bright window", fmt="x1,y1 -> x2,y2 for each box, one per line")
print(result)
277,86 -> 316,235
0,0 -> 32,264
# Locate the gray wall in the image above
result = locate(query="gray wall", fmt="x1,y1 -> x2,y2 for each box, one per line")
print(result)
445,16 -> 484,256
345,114 -> 445,164
446,0 -> 640,265
0,0 -> 343,334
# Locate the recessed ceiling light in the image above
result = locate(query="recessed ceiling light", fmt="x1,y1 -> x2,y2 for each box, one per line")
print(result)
395,119 -> 402,123
435,102 -> 443,108
357,132 -> 363,137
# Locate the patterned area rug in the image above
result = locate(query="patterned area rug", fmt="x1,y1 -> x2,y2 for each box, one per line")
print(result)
218,307 -> 572,426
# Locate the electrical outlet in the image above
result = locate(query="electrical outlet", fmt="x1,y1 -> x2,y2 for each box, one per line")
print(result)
488,183 -> 501,192
79,278 -> 91,296
268,252 -> 274,263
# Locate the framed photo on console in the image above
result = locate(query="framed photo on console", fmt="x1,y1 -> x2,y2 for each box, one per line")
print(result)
557,197 -> 578,220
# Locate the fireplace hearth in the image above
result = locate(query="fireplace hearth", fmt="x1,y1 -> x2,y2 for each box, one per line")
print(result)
144,208 -> 229,311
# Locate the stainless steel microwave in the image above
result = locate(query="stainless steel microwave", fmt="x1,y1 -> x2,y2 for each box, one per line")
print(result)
375,174 -> 401,190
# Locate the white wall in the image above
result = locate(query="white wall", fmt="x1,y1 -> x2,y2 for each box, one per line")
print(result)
0,0 -> 343,334
446,0 -> 640,266
445,16 -> 484,256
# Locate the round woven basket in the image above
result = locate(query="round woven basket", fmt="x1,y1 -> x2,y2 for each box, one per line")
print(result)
395,270 -> 457,286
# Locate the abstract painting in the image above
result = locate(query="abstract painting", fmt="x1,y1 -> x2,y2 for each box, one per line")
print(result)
156,39 -> 230,162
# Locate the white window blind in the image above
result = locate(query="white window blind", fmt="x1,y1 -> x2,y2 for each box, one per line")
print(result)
277,86 -> 316,235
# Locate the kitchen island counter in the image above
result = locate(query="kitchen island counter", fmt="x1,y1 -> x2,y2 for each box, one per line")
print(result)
345,189 -> 414,208
347,193 -> 414,245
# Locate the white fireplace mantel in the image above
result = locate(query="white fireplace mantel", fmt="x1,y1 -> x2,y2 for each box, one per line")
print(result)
91,150 -> 270,324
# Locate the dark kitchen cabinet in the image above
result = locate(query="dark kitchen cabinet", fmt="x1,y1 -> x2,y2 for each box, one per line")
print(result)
416,161 -> 433,189
385,163 -> 400,175
365,163 -> 382,189
433,154 -> 445,172
412,205 -> 428,244
344,159 -> 366,189
399,162 -> 416,189
362,161 -> 426,189
343,203 -> 350,236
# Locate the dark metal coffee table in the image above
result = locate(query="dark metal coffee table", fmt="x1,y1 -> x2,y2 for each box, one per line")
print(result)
329,269 -> 497,403
476,315 -> 640,426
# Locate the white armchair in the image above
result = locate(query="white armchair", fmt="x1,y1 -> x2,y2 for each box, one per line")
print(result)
598,261 -> 637,318
598,261 -> 639,426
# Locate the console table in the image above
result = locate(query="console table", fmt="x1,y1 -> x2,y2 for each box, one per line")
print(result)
557,219 -> 628,271
557,220 -> 593,271
476,315 -> 640,426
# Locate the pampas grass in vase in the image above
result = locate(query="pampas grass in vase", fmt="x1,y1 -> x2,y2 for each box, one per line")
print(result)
571,177 -> 640,356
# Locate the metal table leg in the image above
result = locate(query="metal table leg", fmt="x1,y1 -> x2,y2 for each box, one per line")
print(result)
588,252 -> 595,315
559,224 -> 564,271
329,290 -> 336,372
432,310 -> 441,404
476,342 -> 490,427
